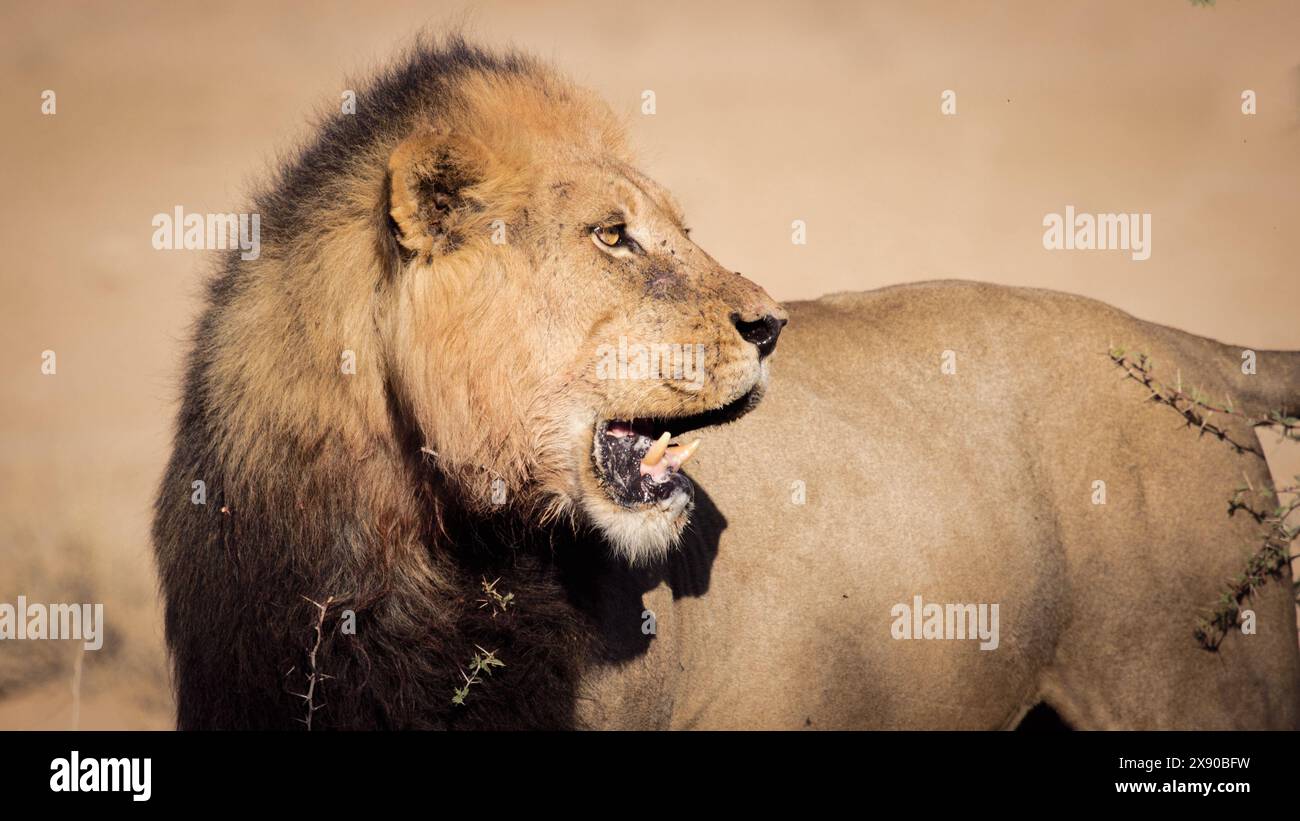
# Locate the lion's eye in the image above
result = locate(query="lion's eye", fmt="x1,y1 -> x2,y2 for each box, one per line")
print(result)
591,222 -> 644,255
595,225 -> 624,247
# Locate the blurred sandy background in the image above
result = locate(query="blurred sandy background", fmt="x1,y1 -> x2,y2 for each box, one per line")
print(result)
0,0 -> 1297,728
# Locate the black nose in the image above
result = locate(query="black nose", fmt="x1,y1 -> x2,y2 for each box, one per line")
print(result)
732,314 -> 786,359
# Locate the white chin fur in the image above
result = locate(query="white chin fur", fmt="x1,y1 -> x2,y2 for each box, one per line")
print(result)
581,489 -> 694,565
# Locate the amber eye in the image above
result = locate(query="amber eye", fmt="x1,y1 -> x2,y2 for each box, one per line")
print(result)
595,224 -> 624,247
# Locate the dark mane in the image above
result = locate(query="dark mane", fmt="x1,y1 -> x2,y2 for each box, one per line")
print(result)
151,36 -> 592,730
258,34 -> 534,259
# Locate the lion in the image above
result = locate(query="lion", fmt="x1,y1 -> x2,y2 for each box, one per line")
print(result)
153,35 -> 1300,729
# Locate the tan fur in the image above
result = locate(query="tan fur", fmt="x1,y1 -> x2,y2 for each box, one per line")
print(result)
580,283 -> 1300,729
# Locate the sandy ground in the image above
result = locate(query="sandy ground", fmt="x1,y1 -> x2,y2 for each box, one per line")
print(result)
0,0 -> 1297,729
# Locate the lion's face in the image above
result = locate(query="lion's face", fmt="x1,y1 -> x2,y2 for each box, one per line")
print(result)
537,163 -> 787,561
381,74 -> 785,562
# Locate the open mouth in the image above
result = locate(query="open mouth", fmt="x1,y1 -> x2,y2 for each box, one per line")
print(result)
591,386 -> 763,508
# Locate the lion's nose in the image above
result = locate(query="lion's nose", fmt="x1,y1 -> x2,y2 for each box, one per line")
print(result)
732,313 -> 786,359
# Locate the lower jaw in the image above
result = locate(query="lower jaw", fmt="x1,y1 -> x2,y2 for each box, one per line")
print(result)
591,428 -> 698,509
591,448 -> 694,509
578,482 -> 695,564
621,473 -> 692,510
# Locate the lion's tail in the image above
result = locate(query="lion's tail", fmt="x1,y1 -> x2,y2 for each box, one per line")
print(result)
1233,348 -> 1300,419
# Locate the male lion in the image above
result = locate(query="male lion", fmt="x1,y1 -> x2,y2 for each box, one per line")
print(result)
153,37 -> 1300,729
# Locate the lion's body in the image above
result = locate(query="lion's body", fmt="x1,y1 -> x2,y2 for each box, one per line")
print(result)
152,39 -> 1299,730
581,282 -> 1300,729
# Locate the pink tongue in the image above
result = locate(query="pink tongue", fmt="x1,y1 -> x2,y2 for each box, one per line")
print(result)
607,420 -> 658,438
607,421 -> 635,437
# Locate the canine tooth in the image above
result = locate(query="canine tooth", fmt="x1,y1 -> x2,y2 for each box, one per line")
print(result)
642,431 -> 671,467
675,439 -> 702,468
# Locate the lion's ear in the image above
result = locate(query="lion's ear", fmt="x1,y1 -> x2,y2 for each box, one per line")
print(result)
387,130 -> 488,257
